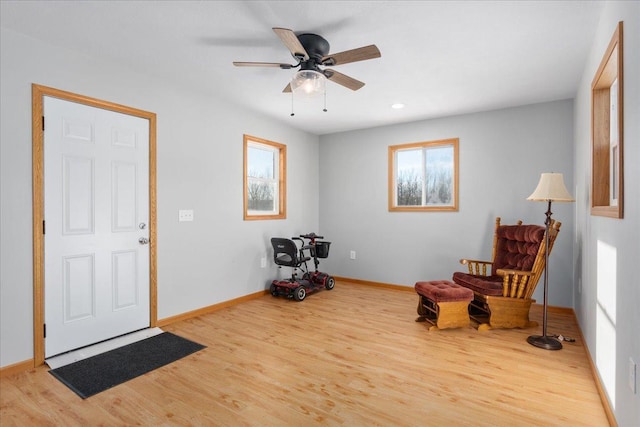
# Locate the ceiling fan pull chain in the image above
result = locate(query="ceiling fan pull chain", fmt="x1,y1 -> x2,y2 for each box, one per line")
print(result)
290,92 -> 295,117
323,88 -> 328,112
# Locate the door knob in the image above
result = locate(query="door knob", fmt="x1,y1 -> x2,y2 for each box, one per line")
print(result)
138,237 -> 149,245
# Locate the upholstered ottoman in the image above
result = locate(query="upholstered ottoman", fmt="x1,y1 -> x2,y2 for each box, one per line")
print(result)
415,280 -> 474,330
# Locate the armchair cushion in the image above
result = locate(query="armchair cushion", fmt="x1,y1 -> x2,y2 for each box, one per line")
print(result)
493,225 -> 545,272
452,272 -> 503,296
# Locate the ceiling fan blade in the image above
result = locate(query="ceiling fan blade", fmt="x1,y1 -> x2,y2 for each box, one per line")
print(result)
283,83 -> 292,93
323,69 -> 365,91
233,61 -> 295,69
322,45 -> 381,66
273,27 -> 309,61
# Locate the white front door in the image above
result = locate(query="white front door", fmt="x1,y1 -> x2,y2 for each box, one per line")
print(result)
43,96 -> 150,357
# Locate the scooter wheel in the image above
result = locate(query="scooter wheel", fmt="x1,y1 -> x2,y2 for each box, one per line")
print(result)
293,286 -> 306,301
270,284 -> 278,297
325,276 -> 335,290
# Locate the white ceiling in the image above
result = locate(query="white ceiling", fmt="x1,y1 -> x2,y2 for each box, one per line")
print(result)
1,1 -> 604,135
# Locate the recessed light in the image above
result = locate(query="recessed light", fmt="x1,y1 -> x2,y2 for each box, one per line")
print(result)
391,103 -> 405,109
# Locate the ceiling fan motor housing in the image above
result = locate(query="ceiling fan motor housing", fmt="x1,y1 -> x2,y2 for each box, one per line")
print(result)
296,33 -> 330,64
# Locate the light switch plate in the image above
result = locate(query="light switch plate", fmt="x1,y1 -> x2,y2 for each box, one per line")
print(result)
178,209 -> 194,222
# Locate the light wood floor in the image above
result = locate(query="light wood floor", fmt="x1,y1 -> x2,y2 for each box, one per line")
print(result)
0,281 -> 610,426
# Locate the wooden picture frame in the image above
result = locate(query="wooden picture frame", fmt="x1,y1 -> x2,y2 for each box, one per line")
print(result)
591,21 -> 623,218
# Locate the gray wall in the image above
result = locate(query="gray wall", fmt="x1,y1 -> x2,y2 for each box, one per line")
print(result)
0,29 -> 320,367
573,2 -> 640,425
319,100 -> 575,307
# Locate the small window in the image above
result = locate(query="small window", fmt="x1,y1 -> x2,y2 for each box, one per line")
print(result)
388,138 -> 459,211
591,21 -> 623,218
243,135 -> 286,220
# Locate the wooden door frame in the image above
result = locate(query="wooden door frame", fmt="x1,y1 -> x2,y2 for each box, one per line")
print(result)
31,84 -> 157,366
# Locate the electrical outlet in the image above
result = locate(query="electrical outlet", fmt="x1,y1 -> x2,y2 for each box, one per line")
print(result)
350,250 -> 356,260
260,257 -> 267,268
178,209 -> 194,222
630,357 -> 637,394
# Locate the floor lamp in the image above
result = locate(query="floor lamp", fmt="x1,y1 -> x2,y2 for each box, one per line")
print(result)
526,173 -> 574,350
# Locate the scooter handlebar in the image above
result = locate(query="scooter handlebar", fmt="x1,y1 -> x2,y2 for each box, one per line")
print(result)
291,237 -> 315,255
300,233 -> 324,240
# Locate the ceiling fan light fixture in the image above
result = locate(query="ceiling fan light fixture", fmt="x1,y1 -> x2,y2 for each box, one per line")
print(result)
291,70 -> 326,96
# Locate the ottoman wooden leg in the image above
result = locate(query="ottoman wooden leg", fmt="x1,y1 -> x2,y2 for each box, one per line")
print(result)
416,295 -> 436,323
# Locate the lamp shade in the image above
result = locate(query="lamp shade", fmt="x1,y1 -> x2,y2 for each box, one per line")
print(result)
527,173 -> 574,202
290,70 -> 326,96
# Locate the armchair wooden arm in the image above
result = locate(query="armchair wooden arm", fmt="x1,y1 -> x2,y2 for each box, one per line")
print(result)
459,259 -> 493,276
495,268 -> 535,299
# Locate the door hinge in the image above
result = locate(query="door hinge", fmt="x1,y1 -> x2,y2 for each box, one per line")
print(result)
42,116 -> 45,131
43,324 -> 46,338
42,220 -> 45,235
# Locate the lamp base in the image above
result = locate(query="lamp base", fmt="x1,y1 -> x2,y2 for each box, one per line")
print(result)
527,335 -> 563,350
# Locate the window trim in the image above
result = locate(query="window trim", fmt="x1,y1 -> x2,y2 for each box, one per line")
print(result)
243,134 -> 286,220
388,138 -> 459,212
591,21 -> 623,219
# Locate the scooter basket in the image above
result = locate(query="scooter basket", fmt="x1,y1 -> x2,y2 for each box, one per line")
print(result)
314,241 -> 331,258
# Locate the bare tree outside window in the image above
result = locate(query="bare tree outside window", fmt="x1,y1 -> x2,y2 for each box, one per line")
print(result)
425,147 -> 453,205
396,169 -> 422,206
247,170 -> 275,211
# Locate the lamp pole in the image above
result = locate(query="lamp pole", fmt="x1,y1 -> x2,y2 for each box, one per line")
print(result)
527,200 -> 562,350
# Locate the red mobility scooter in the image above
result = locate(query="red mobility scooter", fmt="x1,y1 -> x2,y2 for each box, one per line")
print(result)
269,233 -> 335,301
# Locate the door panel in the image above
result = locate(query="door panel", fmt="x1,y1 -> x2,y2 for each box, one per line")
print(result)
112,161 -> 138,231
63,254 -> 95,321
63,155 -> 95,234
112,250 -> 138,310
44,96 -> 150,358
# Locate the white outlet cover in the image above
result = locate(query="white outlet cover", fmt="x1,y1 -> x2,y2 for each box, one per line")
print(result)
178,209 -> 194,222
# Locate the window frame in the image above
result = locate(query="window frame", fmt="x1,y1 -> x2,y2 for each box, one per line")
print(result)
243,134 -> 286,220
591,21 -> 623,219
388,138 -> 459,212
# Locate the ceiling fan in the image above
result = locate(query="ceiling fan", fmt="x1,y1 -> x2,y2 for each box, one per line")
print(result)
233,27 -> 381,94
